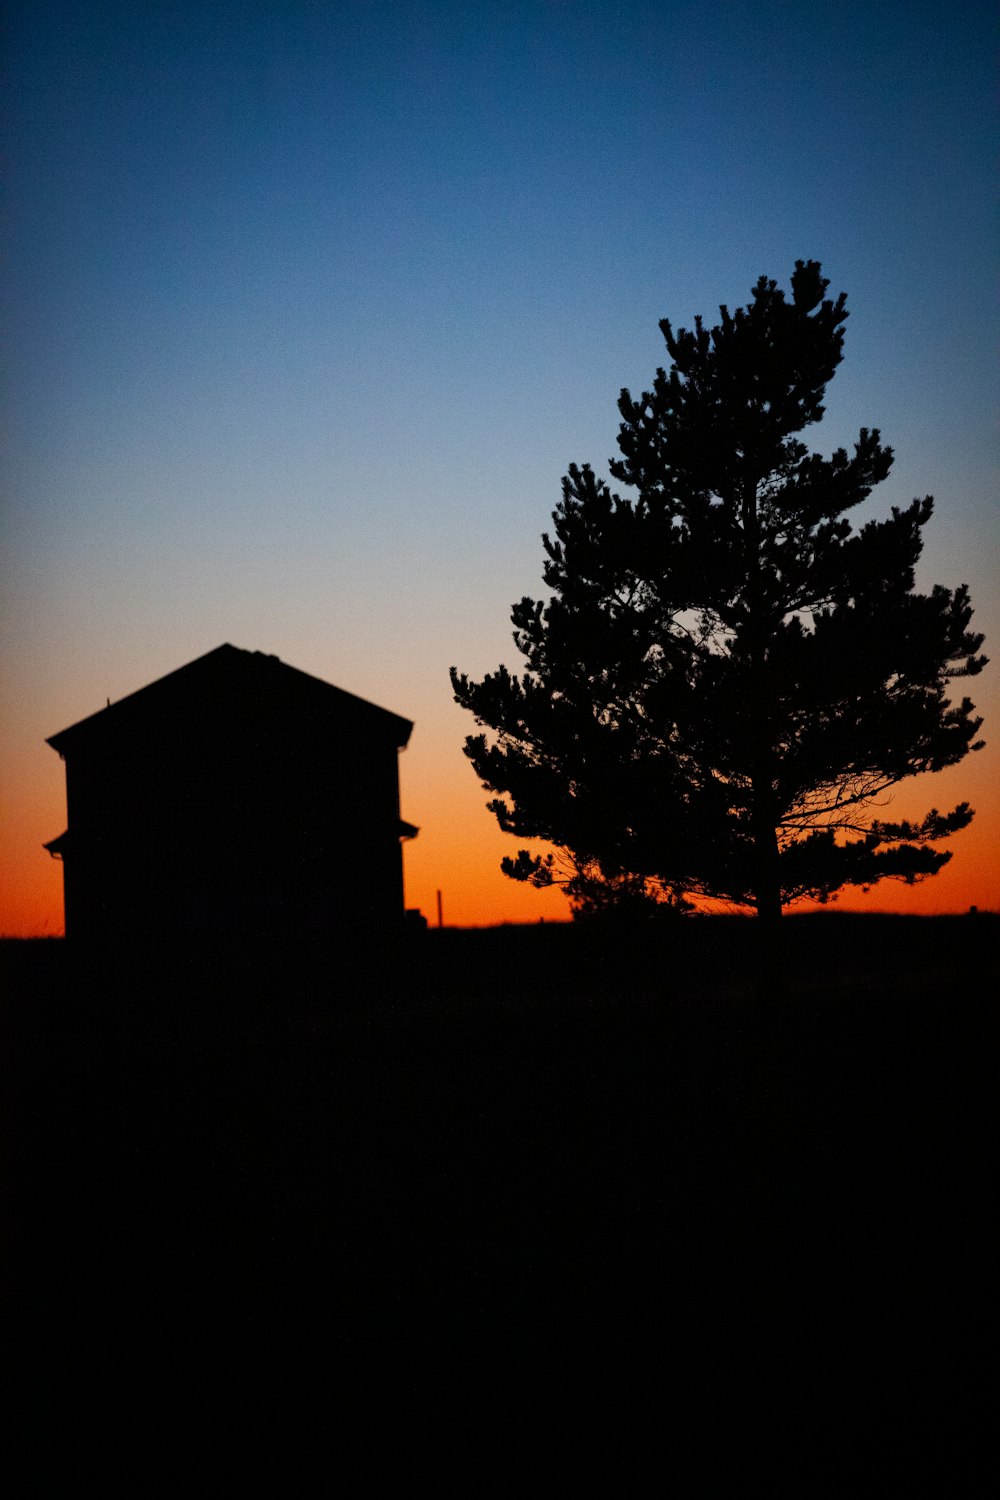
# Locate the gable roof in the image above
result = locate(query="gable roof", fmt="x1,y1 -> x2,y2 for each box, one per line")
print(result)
46,644 -> 414,755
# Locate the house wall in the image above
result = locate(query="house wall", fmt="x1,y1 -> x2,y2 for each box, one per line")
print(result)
60,707 -> 409,945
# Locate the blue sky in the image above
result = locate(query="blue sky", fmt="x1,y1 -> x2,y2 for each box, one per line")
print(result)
3,0 -> 997,928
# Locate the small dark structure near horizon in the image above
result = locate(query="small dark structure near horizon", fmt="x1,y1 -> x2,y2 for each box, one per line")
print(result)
44,644 -> 417,945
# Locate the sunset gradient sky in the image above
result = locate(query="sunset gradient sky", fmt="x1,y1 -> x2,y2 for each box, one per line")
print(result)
3,0 -> 997,934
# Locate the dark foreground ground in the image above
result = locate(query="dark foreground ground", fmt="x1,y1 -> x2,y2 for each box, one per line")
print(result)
2,915 -> 995,1490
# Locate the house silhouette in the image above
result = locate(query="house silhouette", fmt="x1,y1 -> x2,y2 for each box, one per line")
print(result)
44,644 -> 418,945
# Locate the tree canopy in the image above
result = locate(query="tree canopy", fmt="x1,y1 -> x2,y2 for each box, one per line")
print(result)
451,261 -> 986,923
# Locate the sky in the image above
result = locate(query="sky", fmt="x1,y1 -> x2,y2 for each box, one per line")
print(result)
2,0 -> 997,934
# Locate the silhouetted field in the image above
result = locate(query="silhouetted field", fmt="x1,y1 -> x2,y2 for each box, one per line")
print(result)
2,916 -> 994,1487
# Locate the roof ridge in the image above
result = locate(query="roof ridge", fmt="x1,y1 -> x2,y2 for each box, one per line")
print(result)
46,646 -> 413,752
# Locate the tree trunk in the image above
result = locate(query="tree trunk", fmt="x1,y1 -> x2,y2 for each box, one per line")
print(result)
754,828 -> 783,927
742,473 -> 786,997
753,810 -> 786,1002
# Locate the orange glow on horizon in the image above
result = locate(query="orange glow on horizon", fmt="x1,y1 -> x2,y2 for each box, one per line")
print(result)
4,700 -> 996,937
401,723 -> 999,926
5,811 -> 994,939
